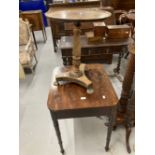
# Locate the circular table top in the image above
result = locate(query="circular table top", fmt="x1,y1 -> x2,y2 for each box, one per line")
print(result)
45,8 -> 111,22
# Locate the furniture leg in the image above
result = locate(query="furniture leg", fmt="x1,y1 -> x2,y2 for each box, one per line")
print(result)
124,52 -> 129,59
34,54 -> 38,64
113,52 -> 123,74
32,30 -> 38,50
126,126 -> 132,153
50,111 -> 65,154
53,38 -> 57,52
105,108 -> 116,151
30,65 -> 34,74
42,30 -> 46,43
42,27 -> 47,42
34,54 -> 38,70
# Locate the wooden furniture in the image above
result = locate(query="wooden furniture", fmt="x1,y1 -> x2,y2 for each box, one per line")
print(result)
46,8 -> 111,93
101,0 -> 135,30
20,10 -> 47,43
126,87 -> 135,153
47,64 -> 118,154
119,11 -> 135,59
46,1 -> 115,52
60,36 -> 133,74
19,18 -> 38,73
107,25 -> 131,40
116,42 -> 135,153
93,21 -> 107,37
100,0 -> 135,10
46,0 -> 135,52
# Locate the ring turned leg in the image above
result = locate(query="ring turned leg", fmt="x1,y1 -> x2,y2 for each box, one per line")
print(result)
50,111 -> 65,154
114,52 -> 124,74
105,108 -> 116,151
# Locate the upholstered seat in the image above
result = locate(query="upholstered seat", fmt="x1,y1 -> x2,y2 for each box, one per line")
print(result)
19,18 -> 38,73
19,52 -> 31,65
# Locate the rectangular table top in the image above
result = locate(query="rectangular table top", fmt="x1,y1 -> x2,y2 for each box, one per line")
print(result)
60,36 -> 133,49
47,64 -> 118,112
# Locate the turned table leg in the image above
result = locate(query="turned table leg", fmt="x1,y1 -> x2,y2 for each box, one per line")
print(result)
105,107 -> 117,151
50,111 -> 65,154
113,52 -> 124,74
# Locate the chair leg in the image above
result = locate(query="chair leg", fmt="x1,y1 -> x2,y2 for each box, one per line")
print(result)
34,54 -> 38,64
44,27 -> 47,41
32,54 -> 38,71
32,30 -> 38,50
30,66 -> 34,74
42,28 -> 47,43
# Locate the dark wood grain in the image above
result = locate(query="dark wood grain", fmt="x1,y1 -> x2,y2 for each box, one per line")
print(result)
98,0 -> 135,11
48,64 -> 118,111
116,43 -> 135,153
47,64 -> 118,153
118,51 -> 135,114
60,36 -> 133,71
107,25 -> 131,40
46,1 -> 115,52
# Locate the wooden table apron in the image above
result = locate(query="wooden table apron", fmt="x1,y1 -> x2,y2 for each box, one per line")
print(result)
50,106 -> 117,119
47,64 -> 118,153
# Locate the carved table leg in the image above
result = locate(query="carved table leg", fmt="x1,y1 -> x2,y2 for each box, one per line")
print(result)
50,111 -> 65,154
105,107 -> 117,151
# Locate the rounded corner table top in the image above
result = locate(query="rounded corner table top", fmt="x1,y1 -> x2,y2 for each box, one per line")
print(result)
47,64 -> 118,111
45,8 -> 112,22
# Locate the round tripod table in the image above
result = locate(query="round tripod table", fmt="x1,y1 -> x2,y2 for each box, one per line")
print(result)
46,8 -> 111,94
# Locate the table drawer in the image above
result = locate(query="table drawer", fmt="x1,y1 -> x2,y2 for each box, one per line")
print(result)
61,46 -> 124,57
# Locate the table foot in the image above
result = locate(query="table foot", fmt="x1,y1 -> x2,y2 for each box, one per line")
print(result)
86,87 -> 94,94
55,64 -> 93,94
126,126 -> 132,153
105,107 -> 117,152
60,149 -> 65,154
105,146 -> 109,152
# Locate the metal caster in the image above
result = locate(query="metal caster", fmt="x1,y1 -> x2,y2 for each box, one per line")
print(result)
86,87 -> 94,94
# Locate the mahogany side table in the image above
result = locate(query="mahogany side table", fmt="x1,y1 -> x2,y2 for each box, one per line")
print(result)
47,64 -> 118,154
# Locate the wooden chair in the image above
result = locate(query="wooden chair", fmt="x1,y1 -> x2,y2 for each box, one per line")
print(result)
19,18 -> 38,73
